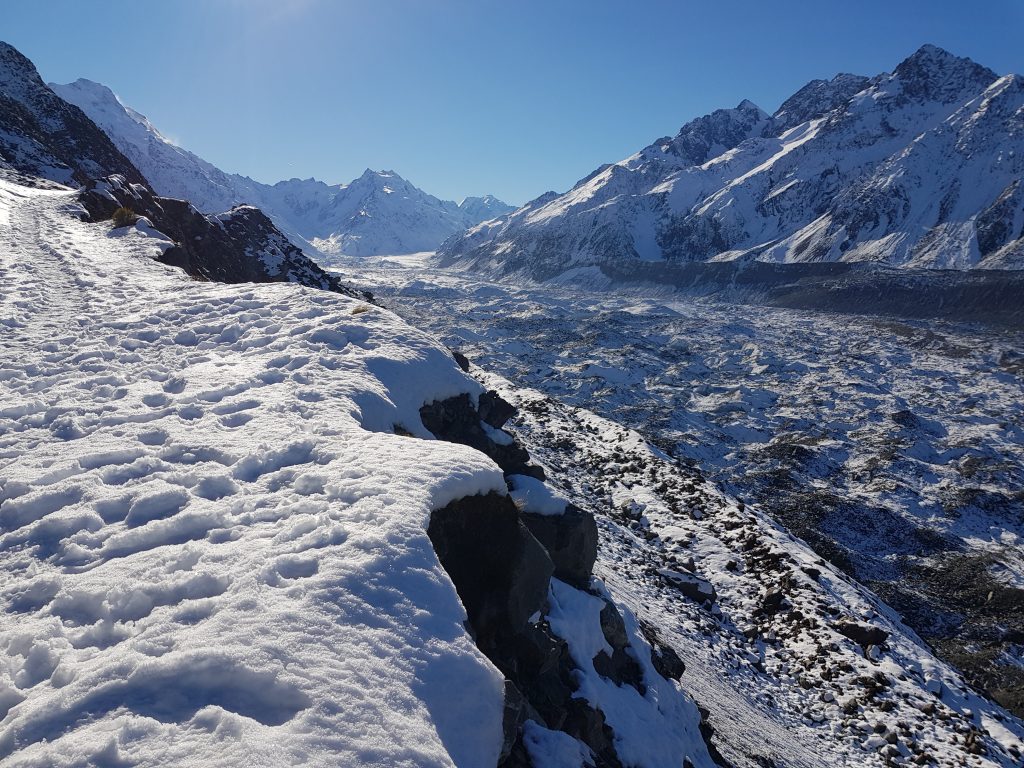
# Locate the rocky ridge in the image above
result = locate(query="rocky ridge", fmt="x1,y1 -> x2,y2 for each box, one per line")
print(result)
0,42 -> 145,188
0,41 -> 363,297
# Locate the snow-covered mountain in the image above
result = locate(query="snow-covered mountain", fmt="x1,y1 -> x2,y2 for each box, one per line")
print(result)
50,78 -> 514,257
438,45 -> 1024,277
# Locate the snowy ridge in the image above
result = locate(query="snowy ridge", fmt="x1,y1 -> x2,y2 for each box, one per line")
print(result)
437,45 -> 1024,277
50,79 -> 514,257
0,44 -> 145,188
0,176 -> 509,765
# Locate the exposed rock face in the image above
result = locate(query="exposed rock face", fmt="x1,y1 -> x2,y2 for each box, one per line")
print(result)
78,175 -> 368,297
520,506 -> 597,588
420,392 -> 543,479
428,492 -> 554,644
0,42 -> 146,187
422,392 -> 692,767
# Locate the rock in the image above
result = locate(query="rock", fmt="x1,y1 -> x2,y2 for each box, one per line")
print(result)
561,699 -> 623,768
420,394 -> 542,478
836,621 -> 889,648
592,599 -> 645,692
658,569 -> 717,604
0,42 -> 147,187
760,589 -> 786,615
639,622 -> 686,681
891,409 -> 920,429
500,680 -> 527,763
427,492 -> 553,643
450,349 -> 471,372
520,505 -> 598,588
599,601 -> 629,650
479,390 -> 517,429
79,175 -> 366,297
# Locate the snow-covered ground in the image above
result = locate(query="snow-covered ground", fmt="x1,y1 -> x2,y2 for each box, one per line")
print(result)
0,177 -> 723,768
331,253 -> 1024,766
0,177 -> 514,766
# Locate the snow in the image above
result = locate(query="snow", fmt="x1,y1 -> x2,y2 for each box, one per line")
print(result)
507,474 -> 568,516
546,579 -> 714,768
438,45 -> 1022,277
522,720 -> 594,768
0,174 -> 511,766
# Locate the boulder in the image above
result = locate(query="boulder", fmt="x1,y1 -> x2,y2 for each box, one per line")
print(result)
450,349 -> 471,372
836,621 -> 890,648
420,394 -> 543,479
520,505 -> 598,588
658,568 -> 717,604
479,390 -> 517,429
427,492 -> 553,643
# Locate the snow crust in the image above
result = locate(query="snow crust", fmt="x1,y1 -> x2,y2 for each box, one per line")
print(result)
0,175 -> 509,766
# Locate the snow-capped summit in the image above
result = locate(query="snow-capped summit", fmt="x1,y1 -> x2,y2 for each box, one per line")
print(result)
438,44 -> 1023,277
771,72 -> 872,131
51,80 -> 512,258
891,43 -> 998,102
458,194 -> 516,223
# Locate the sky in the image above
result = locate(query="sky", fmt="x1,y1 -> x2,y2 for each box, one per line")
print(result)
4,0 -> 1024,205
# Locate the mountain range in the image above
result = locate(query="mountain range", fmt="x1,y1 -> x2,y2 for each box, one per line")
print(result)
438,45 -> 1024,278
51,78 -> 513,258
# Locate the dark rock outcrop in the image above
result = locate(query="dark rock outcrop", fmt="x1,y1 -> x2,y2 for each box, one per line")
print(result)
78,175 -> 369,297
836,621 -> 890,648
420,392 -> 544,479
0,41 -> 146,187
520,505 -> 597,588
640,622 -> 686,681
592,598 -> 645,692
428,492 -> 553,644
424,390 -> 684,767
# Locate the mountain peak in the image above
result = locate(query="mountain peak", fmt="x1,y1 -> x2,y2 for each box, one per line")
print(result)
735,98 -> 764,113
62,77 -> 117,99
893,44 -> 997,100
0,39 -> 46,98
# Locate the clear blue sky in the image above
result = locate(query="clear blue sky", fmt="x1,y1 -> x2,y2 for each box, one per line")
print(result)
5,0 -> 1024,205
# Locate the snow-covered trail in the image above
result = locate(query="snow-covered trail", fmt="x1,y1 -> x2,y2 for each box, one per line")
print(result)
0,179 -> 511,767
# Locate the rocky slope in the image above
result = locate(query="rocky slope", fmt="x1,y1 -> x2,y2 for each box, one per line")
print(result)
0,43 -> 145,188
438,45 -> 1024,279
50,78 -> 514,257
332,255 -> 1024,762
